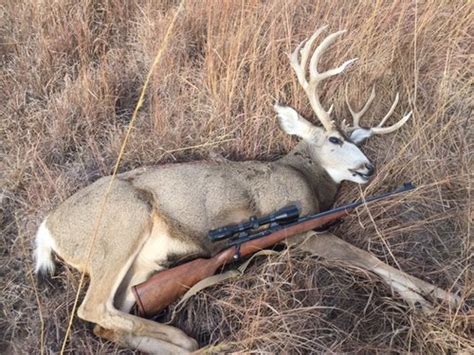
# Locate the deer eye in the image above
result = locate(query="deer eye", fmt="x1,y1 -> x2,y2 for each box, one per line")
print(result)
329,136 -> 342,145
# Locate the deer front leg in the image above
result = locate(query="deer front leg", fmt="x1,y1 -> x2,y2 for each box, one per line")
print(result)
287,232 -> 460,313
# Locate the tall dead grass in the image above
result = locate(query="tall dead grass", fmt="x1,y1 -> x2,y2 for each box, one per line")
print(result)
1,0 -> 472,353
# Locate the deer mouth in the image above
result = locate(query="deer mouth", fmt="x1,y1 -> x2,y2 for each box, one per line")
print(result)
349,169 -> 370,181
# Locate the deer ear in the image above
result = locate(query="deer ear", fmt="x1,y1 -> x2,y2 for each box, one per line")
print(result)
274,104 -> 323,142
350,128 -> 373,144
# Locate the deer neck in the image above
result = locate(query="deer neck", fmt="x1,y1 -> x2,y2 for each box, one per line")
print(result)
277,141 -> 339,212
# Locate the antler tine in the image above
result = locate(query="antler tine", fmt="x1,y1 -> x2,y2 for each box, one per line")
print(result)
372,111 -> 412,134
345,85 -> 357,122
377,93 -> 399,127
289,26 -> 328,88
289,26 -> 357,132
340,118 -> 350,133
299,26 -> 328,78
309,30 -> 357,81
345,85 -> 376,128
328,104 -> 334,115
371,93 -> 411,135
289,41 -> 307,87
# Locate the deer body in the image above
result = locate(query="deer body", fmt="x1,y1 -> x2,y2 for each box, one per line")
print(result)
34,27 -> 433,354
46,141 -> 338,260
37,142 -> 343,353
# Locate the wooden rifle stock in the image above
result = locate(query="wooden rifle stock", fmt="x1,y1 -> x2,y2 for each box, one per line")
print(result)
132,182 -> 415,318
132,209 -> 348,317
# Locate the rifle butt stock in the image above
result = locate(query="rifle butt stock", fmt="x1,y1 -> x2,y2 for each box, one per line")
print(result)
132,248 -> 235,317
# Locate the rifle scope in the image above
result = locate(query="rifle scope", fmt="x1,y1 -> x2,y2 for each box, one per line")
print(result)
208,205 -> 300,241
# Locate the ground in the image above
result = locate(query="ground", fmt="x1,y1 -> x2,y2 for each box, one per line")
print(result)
1,0 -> 472,353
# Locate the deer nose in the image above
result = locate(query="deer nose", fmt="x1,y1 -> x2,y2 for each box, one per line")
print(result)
365,163 -> 375,176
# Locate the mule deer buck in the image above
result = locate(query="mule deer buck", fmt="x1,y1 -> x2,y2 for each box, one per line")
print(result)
34,26 -> 458,353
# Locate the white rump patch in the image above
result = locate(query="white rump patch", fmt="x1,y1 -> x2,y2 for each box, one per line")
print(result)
34,219 -> 57,275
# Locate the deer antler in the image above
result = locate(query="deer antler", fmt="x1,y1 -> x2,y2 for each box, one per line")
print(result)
344,85 -> 412,143
289,26 -> 357,131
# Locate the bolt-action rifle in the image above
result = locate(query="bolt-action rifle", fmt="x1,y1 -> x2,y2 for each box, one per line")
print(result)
132,183 -> 415,318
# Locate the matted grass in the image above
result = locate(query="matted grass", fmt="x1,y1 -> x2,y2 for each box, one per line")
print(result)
1,0 -> 472,353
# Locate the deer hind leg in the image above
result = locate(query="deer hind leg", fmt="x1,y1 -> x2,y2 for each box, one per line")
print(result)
287,232 -> 460,313
77,264 -> 198,354
76,211 -> 203,354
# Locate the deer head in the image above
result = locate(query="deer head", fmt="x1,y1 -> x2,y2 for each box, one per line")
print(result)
275,26 -> 411,184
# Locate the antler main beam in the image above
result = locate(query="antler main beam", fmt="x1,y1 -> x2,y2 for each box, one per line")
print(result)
289,26 -> 357,131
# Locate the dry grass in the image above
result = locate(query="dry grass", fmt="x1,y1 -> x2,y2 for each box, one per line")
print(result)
1,0 -> 472,353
